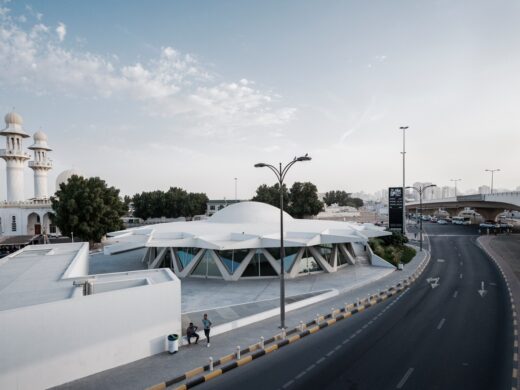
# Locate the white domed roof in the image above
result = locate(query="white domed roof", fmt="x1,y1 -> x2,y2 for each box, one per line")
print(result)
209,201 -> 293,224
34,130 -> 47,141
55,169 -> 83,190
4,111 -> 23,126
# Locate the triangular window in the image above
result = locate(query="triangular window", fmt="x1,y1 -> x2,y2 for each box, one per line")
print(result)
242,250 -> 278,277
190,250 -> 222,278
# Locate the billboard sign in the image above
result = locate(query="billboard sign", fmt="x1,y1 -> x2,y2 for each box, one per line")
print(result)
388,187 -> 404,232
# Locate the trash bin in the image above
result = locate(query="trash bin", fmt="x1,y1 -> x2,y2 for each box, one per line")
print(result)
168,334 -> 179,354
397,263 -> 404,271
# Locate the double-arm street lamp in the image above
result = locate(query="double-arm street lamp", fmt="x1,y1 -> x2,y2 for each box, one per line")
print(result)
399,126 -> 409,233
485,169 -> 500,194
406,184 -> 436,251
254,154 -> 311,329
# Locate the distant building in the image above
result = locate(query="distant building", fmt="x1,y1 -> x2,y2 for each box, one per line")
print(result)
206,199 -> 242,216
478,185 -> 491,195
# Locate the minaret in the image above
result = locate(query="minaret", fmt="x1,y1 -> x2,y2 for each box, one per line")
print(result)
28,130 -> 53,199
0,111 -> 30,202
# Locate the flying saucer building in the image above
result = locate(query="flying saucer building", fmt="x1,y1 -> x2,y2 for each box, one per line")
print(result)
107,201 -> 393,280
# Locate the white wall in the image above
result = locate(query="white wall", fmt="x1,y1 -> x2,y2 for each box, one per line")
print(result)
0,277 -> 181,390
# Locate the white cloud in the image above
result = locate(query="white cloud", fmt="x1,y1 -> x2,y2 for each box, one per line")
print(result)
0,7 -> 295,133
56,22 -> 66,41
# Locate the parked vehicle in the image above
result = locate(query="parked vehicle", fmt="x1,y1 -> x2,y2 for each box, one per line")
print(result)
431,217 -> 438,223
453,216 -> 471,225
437,219 -> 448,225
480,220 -> 498,229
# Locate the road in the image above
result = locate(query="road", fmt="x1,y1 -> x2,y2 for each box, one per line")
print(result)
197,224 -> 513,390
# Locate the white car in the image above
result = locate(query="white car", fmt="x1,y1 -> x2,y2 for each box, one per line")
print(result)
437,219 -> 448,225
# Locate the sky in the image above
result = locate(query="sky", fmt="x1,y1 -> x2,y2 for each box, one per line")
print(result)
0,0 -> 519,200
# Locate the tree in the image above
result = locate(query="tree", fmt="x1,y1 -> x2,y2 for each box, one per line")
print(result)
323,190 -> 364,208
251,183 -> 289,208
51,175 -> 126,243
288,182 -> 324,218
132,187 -> 209,220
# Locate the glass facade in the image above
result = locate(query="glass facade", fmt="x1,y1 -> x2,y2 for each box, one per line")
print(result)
337,245 -> 350,266
298,248 -> 323,274
216,249 -> 251,274
317,244 -> 335,266
191,250 -> 222,277
176,247 -> 199,270
242,250 -> 278,277
266,247 -> 299,271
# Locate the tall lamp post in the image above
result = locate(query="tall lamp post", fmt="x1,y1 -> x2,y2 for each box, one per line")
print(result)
406,184 -> 436,251
399,126 -> 409,234
234,177 -> 238,201
450,178 -> 461,197
485,169 -> 500,194
254,154 -> 311,329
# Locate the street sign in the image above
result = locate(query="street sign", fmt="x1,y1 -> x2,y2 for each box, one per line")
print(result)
389,187 -> 404,233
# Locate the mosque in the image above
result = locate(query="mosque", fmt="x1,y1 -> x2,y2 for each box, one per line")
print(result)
0,110 -> 75,237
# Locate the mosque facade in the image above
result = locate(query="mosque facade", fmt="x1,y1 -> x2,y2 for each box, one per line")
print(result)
0,111 -> 70,237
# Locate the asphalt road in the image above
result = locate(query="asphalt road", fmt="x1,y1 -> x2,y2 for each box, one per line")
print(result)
197,224 -> 513,390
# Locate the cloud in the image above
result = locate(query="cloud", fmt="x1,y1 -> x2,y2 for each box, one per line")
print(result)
56,22 -> 66,41
0,7 -> 295,133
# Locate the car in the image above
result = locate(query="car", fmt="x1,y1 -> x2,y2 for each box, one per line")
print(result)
431,217 -> 438,223
479,220 -> 498,229
437,219 -> 448,225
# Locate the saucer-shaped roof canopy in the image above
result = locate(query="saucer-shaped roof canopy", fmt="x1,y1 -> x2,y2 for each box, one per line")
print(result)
107,201 -> 390,253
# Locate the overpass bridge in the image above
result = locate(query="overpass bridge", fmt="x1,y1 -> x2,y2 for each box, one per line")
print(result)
405,192 -> 520,220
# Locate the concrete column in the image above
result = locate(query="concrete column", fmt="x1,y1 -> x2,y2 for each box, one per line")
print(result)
34,169 -> 48,199
6,160 -> 25,202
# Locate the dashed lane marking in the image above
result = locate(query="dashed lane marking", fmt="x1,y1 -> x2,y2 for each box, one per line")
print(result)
460,273 -> 463,279
437,318 -> 446,330
453,290 -> 458,298
282,379 -> 294,388
396,368 -> 415,389
316,357 -> 326,364
294,372 -> 306,380
305,364 -> 316,372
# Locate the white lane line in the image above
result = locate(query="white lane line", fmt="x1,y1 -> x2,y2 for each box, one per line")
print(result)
294,371 -> 306,380
305,363 -> 316,372
326,350 -> 335,357
460,261 -> 463,266
342,339 -> 349,345
437,318 -> 446,330
460,273 -> 463,279
334,345 -> 341,351
316,357 -> 326,364
282,379 -> 295,388
453,290 -> 458,298
396,367 -> 415,389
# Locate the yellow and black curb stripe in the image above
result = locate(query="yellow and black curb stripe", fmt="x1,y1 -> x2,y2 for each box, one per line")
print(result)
145,249 -> 431,390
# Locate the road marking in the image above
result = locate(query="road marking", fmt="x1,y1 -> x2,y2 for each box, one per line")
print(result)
282,380 -> 294,388
437,318 -> 446,330
453,290 -> 458,298
460,261 -> 463,266
437,258 -> 445,263
334,345 -> 341,351
316,357 -> 325,364
326,350 -> 335,357
295,371 -> 306,380
305,363 -> 316,371
460,273 -> 463,279
396,367 -> 415,389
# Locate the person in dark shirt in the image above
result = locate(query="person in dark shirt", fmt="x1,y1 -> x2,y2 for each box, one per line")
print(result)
186,322 -> 199,344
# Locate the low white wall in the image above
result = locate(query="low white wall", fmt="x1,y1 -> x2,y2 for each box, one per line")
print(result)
0,278 -> 181,390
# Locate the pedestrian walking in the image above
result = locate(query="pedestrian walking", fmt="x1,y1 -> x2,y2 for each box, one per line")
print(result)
202,313 -> 212,347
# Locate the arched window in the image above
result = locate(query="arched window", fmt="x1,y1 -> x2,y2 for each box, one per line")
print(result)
11,216 -> 16,232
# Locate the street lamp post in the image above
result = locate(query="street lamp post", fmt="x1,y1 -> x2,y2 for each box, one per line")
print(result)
254,154 -> 311,329
406,184 -> 436,251
234,177 -> 238,201
485,169 -> 500,194
399,126 -> 409,234
450,179 -> 461,197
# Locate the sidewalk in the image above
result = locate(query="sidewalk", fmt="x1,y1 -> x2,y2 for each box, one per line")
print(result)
55,247 -> 429,390
478,234 -> 520,389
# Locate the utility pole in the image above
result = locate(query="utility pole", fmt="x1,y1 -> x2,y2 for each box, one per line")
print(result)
485,169 -> 500,194
399,126 -> 408,234
450,179 -> 461,197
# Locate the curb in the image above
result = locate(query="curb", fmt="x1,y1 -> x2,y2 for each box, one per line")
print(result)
477,237 -> 519,390
145,248 -> 431,390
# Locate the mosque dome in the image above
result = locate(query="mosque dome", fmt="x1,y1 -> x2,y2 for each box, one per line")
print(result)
33,130 -> 48,141
55,169 -> 84,190
4,111 -> 23,126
